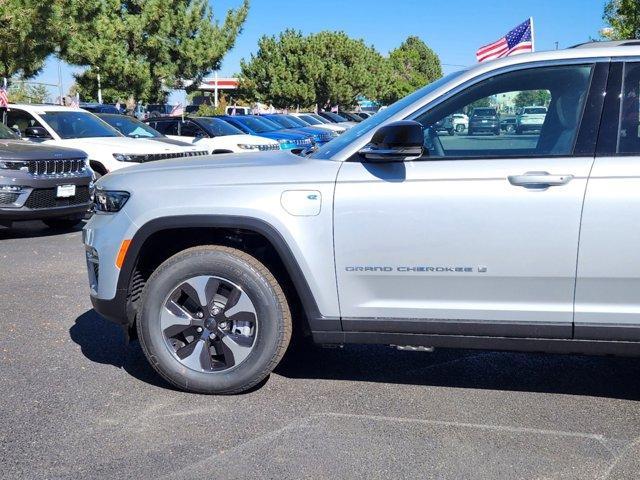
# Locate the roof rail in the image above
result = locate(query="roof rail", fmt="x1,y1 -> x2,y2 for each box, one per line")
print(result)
570,39 -> 640,49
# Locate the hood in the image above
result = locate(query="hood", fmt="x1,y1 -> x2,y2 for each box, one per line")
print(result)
259,130 -> 311,141
148,137 -> 195,147
195,134 -> 279,146
50,136 -> 194,154
98,150 -> 339,191
0,139 -> 86,161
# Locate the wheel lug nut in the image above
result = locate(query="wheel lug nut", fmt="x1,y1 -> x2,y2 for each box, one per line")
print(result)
196,312 -> 203,318
196,327 -> 203,333
219,322 -> 228,330
209,333 -> 216,340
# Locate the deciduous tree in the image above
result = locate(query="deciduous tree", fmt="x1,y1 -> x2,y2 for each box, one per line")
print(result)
603,0 -> 640,39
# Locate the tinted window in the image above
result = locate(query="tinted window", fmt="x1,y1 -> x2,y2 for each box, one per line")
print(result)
180,121 -> 206,137
264,116 -> 298,128
5,109 -> 45,137
523,107 -> 547,114
0,121 -> 18,139
617,62 -> 640,154
414,64 -> 593,158
299,115 -> 321,125
232,116 -> 278,133
151,120 -> 179,136
195,117 -> 244,136
40,111 -> 120,139
100,115 -> 160,138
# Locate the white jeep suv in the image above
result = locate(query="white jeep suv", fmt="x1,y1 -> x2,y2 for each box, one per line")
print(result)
5,104 -> 208,176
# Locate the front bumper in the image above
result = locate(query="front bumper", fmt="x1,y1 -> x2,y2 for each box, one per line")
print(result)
82,210 -> 139,324
0,174 -> 92,221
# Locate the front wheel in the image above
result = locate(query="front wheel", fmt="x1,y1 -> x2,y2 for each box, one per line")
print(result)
137,245 -> 292,394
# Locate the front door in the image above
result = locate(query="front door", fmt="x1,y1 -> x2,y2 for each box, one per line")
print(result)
334,62 -> 605,338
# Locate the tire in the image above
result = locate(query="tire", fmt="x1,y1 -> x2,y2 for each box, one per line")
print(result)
506,124 -> 515,134
447,128 -> 455,136
43,214 -> 84,229
467,128 -> 474,136
137,245 -> 292,394
455,124 -> 465,134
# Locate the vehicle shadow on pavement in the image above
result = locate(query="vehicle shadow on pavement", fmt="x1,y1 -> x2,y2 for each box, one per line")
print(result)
275,341 -> 640,401
0,220 -> 86,240
70,309 -> 640,400
69,309 -> 177,391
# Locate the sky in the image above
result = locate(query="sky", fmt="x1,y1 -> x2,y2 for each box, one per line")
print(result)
32,0 -> 606,104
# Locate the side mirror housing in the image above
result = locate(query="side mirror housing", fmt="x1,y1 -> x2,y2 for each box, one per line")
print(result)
359,120 -> 424,162
24,126 -> 51,139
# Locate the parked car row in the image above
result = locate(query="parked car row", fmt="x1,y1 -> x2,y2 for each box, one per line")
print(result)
0,104 -> 354,228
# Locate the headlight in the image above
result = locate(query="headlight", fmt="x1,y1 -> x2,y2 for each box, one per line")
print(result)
94,189 -> 130,213
113,153 -> 133,162
237,144 -> 260,150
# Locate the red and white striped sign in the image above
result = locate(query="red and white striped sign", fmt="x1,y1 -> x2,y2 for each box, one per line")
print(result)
0,87 -> 8,108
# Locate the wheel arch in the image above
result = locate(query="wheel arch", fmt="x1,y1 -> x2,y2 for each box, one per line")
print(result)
115,215 -> 326,336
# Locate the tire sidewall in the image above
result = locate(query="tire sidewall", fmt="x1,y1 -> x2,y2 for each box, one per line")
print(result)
139,249 -> 285,394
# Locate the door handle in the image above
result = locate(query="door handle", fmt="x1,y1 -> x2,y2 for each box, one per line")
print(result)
508,171 -> 574,189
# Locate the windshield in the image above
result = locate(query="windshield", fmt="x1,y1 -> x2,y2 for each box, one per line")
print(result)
322,112 -> 348,122
523,107 -> 547,114
472,108 -> 497,117
196,117 -> 244,136
100,115 -> 160,138
0,122 -> 18,139
311,70 -> 466,160
42,111 -> 121,139
232,116 -> 278,133
298,115 -> 321,125
283,115 -> 309,127
264,115 -> 299,129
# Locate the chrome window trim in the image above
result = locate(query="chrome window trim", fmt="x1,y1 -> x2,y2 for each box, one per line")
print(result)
332,56 -> 611,162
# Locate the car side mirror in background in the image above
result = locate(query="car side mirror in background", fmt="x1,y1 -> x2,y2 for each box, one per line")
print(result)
24,126 -> 51,139
358,120 -> 424,162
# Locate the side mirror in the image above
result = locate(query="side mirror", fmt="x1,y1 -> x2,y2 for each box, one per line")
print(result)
24,126 -> 51,139
358,120 -> 424,162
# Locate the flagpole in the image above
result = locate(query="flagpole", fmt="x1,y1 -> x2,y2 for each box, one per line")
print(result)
530,17 -> 536,52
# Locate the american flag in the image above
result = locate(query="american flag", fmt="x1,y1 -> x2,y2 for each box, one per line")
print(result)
476,19 -> 534,63
170,103 -> 184,116
0,84 -> 8,108
69,93 -> 80,108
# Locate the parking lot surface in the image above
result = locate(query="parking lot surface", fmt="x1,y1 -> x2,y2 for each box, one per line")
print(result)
2,221 -> 640,479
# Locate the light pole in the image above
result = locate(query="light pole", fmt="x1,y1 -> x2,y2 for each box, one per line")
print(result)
96,67 -> 102,104
56,47 -> 63,105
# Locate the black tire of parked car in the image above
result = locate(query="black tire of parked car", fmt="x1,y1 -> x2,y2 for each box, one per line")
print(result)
455,124 -> 465,134
43,214 -> 84,230
447,128 -> 455,136
506,124 -> 516,134
494,129 -> 500,136
137,245 -> 292,394
468,128 -> 474,136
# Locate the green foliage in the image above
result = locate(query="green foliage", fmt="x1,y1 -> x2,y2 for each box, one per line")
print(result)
380,36 -> 442,104
239,30 -> 387,109
59,0 -> 249,103
603,0 -> 640,39
0,0 -> 61,79
8,82 -> 50,103
515,90 -> 551,108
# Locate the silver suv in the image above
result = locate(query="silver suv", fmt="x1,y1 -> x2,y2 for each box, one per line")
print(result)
84,41 -> 640,394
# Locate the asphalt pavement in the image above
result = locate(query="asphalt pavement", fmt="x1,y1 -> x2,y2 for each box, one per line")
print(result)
2,220 -> 640,479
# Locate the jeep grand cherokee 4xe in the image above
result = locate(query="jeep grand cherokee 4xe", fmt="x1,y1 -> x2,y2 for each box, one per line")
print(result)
85,41 -> 640,394
0,122 -> 92,229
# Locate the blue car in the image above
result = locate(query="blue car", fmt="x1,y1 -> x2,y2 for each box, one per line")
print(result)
260,114 -> 337,146
217,115 -> 313,150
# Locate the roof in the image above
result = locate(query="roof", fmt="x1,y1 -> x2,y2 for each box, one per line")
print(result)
7,103 -> 85,113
